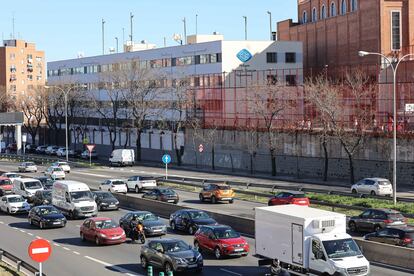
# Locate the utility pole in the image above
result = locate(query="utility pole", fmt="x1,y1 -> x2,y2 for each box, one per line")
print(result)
243,16 -> 247,40
196,14 -> 198,35
267,11 -> 272,40
102,19 -> 105,55
115,37 -> 119,53
183,17 -> 187,44
130,12 -> 134,43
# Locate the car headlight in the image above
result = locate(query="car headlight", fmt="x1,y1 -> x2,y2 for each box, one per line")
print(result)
100,203 -> 108,205
174,257 -> 186,264
222,244 -> 230,248
99,233 -> 107,238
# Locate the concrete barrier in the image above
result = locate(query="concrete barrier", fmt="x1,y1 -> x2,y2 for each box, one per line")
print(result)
355,239 -> 414,270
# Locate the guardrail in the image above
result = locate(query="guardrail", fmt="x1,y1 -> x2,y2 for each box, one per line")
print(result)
0,153 -> 89,168
0,248 -> 42,276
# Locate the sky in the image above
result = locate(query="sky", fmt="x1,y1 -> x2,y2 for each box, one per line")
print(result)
0,0 -> 297,62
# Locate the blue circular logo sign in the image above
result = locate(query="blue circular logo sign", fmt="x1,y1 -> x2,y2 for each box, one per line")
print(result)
237,49 -> 253,63
162,154 -> 171,164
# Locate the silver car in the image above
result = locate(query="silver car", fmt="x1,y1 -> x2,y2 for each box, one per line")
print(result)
140,239 -> 203,274
18,162 -> 38,173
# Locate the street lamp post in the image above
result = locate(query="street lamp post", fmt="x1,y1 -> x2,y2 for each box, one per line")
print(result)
45,85 -> 87,162
243,16 -> 247,40
358,50 -> 414,205
267,11 -> 272,41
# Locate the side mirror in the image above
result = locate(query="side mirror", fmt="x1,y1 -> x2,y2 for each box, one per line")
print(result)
316,251 -> 324,260
156,248 -> 163,253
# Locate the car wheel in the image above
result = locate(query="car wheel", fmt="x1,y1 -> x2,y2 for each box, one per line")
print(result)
229,199 -> 234,204
40,221 -> 45,229
199,194 -> 204,202
99,187 -> 102,190
135,186 -> 141,193
211,196 -> 217,204
95,237 -> 100,246
140,256 -> 148,269
352,189 -> 357,194
171,221 -> 176,231
164,262 -> 173,274
194,241 -> 201,252
370,190 -> 376,196
80,232 -> 85,241
98,205 -> 103,211
6,208 -> 10,214
374,225 -> 381,232
188,225 -> 196,235
349,221 -> 357,232
214,247 -> 222,259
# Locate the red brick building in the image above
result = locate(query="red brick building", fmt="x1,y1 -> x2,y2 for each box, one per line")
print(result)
277,0 -> 414,72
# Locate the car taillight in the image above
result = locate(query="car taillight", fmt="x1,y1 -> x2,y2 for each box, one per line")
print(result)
403,237 -> 412,245
384,219 -> 393,224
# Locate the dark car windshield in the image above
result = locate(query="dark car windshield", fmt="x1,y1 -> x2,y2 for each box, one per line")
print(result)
39,207 -> 59,215
8,196 -> 24,203
25,162 -> 35,166
112,181 -> 126,185
95,219 -> 118,229
24,181 -> 42,189
322,238 -> 362,259
136,212 -> 157,221
163,240 -> 190,253
70,191 -> 93,202
290,193 -> 306,198
188,211 -> 210,220
214,228 -> 240,239
217,185 -> 231,190
378,180 -> 391,186
159,189 -> 176,195
97,193 -> 115,199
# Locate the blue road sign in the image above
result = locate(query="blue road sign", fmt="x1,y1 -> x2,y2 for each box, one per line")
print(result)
162,154 -> 171,164
236,49 -> 253,63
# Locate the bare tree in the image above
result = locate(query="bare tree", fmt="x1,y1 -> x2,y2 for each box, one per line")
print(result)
239,119 -> 260,174
43,86 -> 65,144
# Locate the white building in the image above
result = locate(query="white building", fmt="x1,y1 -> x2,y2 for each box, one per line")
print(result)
47,35 -> 303,157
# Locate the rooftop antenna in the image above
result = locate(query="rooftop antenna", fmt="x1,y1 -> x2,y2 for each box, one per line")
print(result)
196,14 -> 198,35
102,18 -> 105,55
130,12 -> 134,43
182,17 -> 187,44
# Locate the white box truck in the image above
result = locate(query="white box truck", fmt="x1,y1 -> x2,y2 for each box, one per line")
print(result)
256,205 -> 370,276
109,149 -> 135,166
52,180 -> 97,219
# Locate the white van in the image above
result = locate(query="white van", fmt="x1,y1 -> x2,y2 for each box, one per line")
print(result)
52,180 -> 97,219
109,149 -> 135,166
12,178 -> 44,201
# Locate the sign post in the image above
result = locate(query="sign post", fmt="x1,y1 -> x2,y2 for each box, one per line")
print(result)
22,134 -> 27,155
86,144 -> 96,167
28,239 -> 52,276
162,154 -> 171,180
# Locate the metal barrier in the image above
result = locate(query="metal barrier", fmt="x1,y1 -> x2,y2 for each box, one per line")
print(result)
0,248 -> 41,275
0,153 -> 90,168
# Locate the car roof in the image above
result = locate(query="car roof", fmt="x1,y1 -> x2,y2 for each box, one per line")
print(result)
3,194 -> 22,198
363,178 -> 390,181
127,211 -> 151,215
277,191 -> 305,195
107,179 -> 125,181
385,225 -> 414,231
201,224 -> 232,230
154,238 -> 183,243
89,217 -> 113,222
93,191 -> 113,195
183,209 -> 207,213
367,208 -> 401,214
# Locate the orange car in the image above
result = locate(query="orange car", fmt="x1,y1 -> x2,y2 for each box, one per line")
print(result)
199,183 -> 235,204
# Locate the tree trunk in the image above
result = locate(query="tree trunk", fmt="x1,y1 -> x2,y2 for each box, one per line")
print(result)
347,152 -> 355,184
250,153 -> 254,175
270,148 -> 276,176
322,136 -> 329,182
135,129 -> 142,162
175,148 -> 182,166
30,132 -> 36,146
211,145 -> 215,170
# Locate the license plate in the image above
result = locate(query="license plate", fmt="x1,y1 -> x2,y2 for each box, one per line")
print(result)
188,264 -> 197,268
111,236 -> 120,240
53,222 -> 61,225
152,229 -> 162,232
84,213 -> 92,217
234,248 -> 244,252
109,205 -> 116,207
168,200 -> 175,202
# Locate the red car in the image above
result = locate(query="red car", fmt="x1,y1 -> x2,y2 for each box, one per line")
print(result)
194,225 -> 249,259
80,217 -> 126,245
0,177 -> 13,196
268,191 -> 310,206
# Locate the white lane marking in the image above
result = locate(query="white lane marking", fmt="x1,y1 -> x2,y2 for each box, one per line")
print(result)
75,171 -> 108,178
36,236 -> 42,239
12,227 -> 18,230
73,251 -> 80,255
0,221 -> 4,224
27,233 -> 33,236
32,247 -> 49,254
53,243 -> 60,247
20,229 -> 26,233
62,247 -> 70,251
84,256 -> 143,276
220,269 -> 243,276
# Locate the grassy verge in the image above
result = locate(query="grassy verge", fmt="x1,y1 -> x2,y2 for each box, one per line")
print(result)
0,261 -> 24,276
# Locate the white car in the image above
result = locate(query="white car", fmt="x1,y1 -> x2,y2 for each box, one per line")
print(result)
351,178 -> 393,196
99,179 -> 127,194
18,162 -> 38,173
44,166 -> 65,180
52,161 -> 71,173
126,176 -> 157,193
56,148 -> 75,157
0,195 -> 30,214
1,172 -> 22,181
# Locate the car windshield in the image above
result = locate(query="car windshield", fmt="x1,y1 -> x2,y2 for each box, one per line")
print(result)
70,191 -> 93,202
24,181 -> 42,189
8,196 -> 24,203
25,162 -> 35,166
322,238 -> 362,259
217,185 -> 231,190
0,180 -> 11,186
188,211 -> 210,219
163,240 -> 190,253
43,183 -> 54,189
39,207 -> 59,215
42,191 -> 52,197
159,189 -> 176,195
95,219 -> 118,229
97,193 -> 115,199
136,213 -> 157,221
112,181 -> 125,185
53,168 -> 63,172
378,180 -> 391,186
290,193 -> 306,198
5,174 -> 18,178
388,213 -> 405,220
58,162 -> 68,166
214,228 -> 240,239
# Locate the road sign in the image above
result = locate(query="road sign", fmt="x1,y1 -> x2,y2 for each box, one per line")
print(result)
162,154 -> 171,164
405,103 -> 414,112
198,144 -> 204,153
86,144 -> 96,152
28,239 -> 51,263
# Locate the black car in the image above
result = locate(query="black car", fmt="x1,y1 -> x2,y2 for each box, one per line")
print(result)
142,188 -> 179,204
35,145 -> 49,154
92,191 -> 119,211
28,205 -> 66,229
32,190 -> 52,206
119,211 -> 167,236
364,226 -> 414,248
35,177 -> 55,190
169,209 -> 217,235
25,144 -> 37,154
348,208 -> 407,233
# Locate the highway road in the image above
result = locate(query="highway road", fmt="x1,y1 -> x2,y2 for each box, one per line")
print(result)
0,161 -> 412,275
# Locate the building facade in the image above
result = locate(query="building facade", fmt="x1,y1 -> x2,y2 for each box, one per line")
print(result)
277,0 -> 414,72
0,39 -> 45,104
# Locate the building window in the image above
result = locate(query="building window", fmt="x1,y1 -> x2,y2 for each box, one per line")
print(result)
330,2 -> 337,16
216,53 -> 222,63
341,0 -> 347,15
351,0 -> 357,12
266,52 -> 277,63
303,11 -> 308,23
286,75 -> 297,86
312,8 -> 317,22
391,11 -> 401,51
285,52 -> 296,63
321,5 -> 326,19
